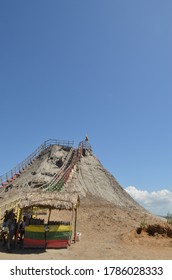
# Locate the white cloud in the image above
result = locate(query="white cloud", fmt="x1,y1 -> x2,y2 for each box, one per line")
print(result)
125,186 -> 172,216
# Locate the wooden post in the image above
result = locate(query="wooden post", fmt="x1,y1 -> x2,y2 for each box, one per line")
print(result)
15,208 -> 22,246
47,208 -> 51,224
74,207 -> 77,243
70,206 -> 74,245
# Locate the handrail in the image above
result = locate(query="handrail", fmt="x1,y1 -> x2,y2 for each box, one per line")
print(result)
44,143 -> 83,192
78,140 -> 92,151
0,142 -> 84,221
0,148 -> 77,222
0,139 -> 74,185
38,147 -> 75,191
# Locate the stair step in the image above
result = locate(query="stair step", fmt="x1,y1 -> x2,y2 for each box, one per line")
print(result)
7,179 -> 13,183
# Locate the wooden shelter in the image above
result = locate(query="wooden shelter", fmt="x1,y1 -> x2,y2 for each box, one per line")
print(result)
17,191 -> 80,249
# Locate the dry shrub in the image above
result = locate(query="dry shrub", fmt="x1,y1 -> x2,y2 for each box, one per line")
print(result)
136,224 -> 172,237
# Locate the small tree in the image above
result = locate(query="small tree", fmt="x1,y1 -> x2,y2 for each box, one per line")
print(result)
166,212 -> 172,225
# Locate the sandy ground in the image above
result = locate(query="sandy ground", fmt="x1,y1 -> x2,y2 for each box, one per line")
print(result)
1,199 -> 172,260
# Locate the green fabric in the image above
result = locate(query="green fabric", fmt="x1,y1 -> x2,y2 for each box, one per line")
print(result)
46,231 -> 72,240
25,230 -> 72,241
25,231 -> 45,240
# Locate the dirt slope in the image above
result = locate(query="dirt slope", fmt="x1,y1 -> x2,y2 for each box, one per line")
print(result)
64,151 -> 144,210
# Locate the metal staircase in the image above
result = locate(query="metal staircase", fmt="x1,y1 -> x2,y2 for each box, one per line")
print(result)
0,139 -> 91,224
0,139 -> 74,188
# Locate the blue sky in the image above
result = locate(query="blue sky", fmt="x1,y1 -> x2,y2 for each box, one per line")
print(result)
0,1 -> 172,215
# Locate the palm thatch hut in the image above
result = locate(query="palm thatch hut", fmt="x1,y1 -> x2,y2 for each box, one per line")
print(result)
17,191 -> 80,249
19,191 -> 79,210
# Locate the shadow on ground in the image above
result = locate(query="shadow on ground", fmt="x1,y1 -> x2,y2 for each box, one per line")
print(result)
0,240 -> 46,255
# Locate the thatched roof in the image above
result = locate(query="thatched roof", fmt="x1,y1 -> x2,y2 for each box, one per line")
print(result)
19,191 -> 79,210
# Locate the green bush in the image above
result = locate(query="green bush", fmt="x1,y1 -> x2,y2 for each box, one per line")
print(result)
166,212 -> 172,225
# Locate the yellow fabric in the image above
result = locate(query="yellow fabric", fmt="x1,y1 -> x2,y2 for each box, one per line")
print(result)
25,225 -> 72,232
25,225 -> 45,232
48,225 -> 72,232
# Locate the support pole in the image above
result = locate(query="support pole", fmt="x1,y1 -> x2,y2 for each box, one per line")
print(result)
47,208 -> 51,224
15,208 -> 22,246
74,207 -> 77,243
